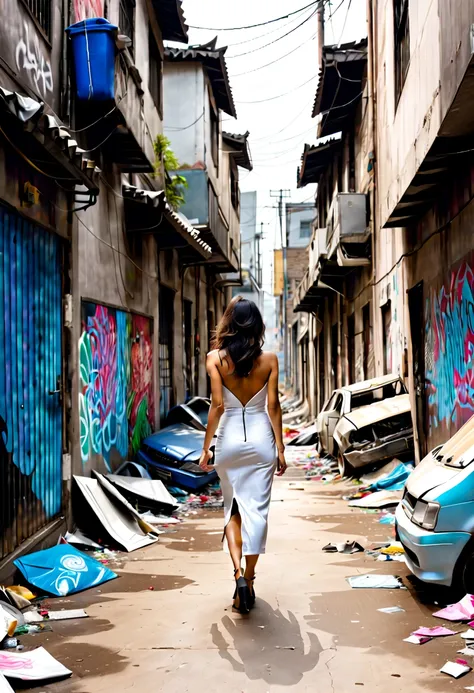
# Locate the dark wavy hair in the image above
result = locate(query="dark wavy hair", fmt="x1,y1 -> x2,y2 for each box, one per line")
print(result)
212,296 -> 265,377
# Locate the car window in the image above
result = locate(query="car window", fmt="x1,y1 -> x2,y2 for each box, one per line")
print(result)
351,380 -> 406,409
325,393 -> 338,411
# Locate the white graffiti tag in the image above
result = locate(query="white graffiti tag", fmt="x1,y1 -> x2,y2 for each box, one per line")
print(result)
15,21 -> 53,97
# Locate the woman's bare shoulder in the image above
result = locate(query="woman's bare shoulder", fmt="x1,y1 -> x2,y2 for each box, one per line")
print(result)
261,351 -> 278,366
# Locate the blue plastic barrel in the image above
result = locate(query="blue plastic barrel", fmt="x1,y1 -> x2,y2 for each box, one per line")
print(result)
66,18 -> 117,101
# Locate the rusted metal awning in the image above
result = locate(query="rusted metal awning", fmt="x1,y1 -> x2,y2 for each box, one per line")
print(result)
0,87 -> 99,190
222,131 -> 252,171
122,184 -> 213,261
297,137 -> 341,187
313,39 -> 368,138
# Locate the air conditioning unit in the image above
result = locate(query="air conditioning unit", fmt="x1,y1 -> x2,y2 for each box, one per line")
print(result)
326,193 -> 370,267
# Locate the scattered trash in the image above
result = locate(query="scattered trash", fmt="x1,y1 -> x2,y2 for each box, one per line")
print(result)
364,462 -> 414,493
461,629 -> 474,640
23,609 -> 88,623
404,634 -> 431,645
458,648 -> 474,657
348,490 -> 403,509
378,513 -> 396,525
347,574 -> 404,589
106,474 -> 179,514
139,512 -> 180,525
322,541 -> 364,554
0,673 -> 14,692
14,544 -> 117,597
412,626 -> 458,638
381,543 -> 405,555
440,660 -> 472,678
64,530 -> 102,549
378,606 -> 405,614
0,638 -> 18,650
74,475 -> 158,552
0,606 -> 18,641
0,647 -> 72,682
433,595 -> 474,621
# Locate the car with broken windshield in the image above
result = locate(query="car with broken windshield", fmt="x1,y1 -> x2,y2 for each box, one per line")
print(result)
396,415 -> 474,592
316,375 -> 410,472
334,393 -> 414,477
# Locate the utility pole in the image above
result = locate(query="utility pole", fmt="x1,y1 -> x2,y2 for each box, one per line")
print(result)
317,0 -> 325,66
270,189 -> 291,389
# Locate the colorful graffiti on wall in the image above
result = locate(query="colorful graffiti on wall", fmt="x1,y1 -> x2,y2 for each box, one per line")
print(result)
79,302 -> 154,470
425,260 -> 474,433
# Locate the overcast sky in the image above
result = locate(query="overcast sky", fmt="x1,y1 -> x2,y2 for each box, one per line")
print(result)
181,0 -> 367,291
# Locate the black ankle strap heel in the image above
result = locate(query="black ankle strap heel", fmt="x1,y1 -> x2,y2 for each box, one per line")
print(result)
233,568 -> 250,614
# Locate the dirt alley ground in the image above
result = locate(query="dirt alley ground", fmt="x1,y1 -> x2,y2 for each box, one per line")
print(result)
17,465 -> 472,693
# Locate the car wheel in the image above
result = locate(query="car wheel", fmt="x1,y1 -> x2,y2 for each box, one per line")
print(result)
337,449 -> 355,478
453,544 -> 474,598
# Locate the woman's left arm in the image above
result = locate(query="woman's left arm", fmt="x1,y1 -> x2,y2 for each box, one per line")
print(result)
199,352 -> 224,471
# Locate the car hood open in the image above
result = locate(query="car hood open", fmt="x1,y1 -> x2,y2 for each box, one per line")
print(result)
342,394 -> 411,429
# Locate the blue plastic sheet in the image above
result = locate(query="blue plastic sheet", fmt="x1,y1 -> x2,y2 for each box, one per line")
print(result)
368,462 -> 414,492
14,545 -> 117,597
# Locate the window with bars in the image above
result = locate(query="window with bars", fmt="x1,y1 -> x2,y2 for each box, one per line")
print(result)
394,0 -> 410,104
23,0 -> 52,39
148,28 -> 163,116
119,0 -> 135,59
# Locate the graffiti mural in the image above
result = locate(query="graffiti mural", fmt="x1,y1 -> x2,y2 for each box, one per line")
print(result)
425,260 -> 474,433
74,0 -> 104,22
15,21 -> 53,97
79,302 -> 154,470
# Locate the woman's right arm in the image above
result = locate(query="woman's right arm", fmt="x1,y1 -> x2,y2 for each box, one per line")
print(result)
267,353 -> 287,476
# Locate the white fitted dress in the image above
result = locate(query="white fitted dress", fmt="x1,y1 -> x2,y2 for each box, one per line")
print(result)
215,382 -> 277,556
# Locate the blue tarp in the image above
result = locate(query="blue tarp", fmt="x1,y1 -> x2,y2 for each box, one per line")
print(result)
14,544 -> 117,597
368,462 -> 414,492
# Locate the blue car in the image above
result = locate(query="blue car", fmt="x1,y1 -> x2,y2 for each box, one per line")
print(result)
396,415 -> 474,591
138,400 -> 217,491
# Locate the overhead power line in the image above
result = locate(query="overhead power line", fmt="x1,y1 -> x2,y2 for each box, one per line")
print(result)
231,32 -> 318,77
236,74 -> 318,104
188,1 -> 326,31
227,9 -> 318,59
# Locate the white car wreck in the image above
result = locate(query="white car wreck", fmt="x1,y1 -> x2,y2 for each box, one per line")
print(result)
334,394 -> 414,477
315,375 -> 414,476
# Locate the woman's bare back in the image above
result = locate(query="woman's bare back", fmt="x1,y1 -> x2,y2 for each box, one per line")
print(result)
213,350 -> 275,407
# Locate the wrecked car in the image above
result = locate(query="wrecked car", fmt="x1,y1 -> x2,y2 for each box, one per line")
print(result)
396,415 -> 474,591
137,397 -> 215,491
138,424 -> 217,491
334,393 -> 414,477
316,374 -> 407,459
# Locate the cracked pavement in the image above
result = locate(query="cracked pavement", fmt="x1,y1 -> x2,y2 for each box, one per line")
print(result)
18,467 -> 470,692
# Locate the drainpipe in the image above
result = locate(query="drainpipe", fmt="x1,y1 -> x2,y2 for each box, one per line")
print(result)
367,0 -> 378,378
317,0 -> 325,67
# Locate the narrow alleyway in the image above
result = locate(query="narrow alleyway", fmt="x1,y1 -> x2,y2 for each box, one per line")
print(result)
17,466 -> 465,693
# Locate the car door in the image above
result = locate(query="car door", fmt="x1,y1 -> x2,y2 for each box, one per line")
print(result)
319,393 -> 343,453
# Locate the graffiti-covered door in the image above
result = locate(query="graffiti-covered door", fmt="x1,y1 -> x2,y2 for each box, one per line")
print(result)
408,282 -> 428,459
0,207 -> 63,558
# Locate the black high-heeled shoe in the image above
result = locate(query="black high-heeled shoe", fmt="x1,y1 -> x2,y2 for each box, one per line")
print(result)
232,569 -> 251,614
246,574 -> 256,609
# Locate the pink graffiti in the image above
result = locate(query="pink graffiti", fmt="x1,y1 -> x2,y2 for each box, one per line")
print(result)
74,0 -> 104,22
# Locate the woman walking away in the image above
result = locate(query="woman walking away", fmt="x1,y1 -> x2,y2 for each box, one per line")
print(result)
199,296 -> 287,614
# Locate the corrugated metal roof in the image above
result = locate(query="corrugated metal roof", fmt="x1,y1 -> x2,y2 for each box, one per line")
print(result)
312,38 -> 368,137
122,184 -> 213,258
222,131 -> 252,170
0,87 -> 99,189
165,39 -> 236,118
152,0 -> 188,43
297,137 -> 341,187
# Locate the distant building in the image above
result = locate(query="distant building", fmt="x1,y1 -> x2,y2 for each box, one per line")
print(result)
233,191 -> 263,310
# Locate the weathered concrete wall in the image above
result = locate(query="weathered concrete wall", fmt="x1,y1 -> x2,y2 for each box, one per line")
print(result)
72,167 -> 159,476
375,0 -> 442,228
164,62 -> 205,166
